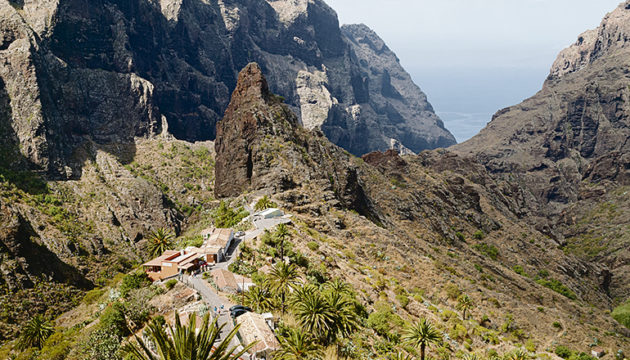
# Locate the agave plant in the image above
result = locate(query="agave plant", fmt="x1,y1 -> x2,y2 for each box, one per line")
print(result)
16,315 -> 54,350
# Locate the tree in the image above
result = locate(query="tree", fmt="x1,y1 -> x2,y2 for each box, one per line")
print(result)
275,223 -> 290,261
322,278 -> 352,296
402,319 -> 442,360
124,312 -> 254,360
324,289 -> 361,343
254,195 -> 276,211
292,288 -> 335,340
17,315 -> 54,350
457,294 -> 474,320
275,328 -> 323,360
269,263 -> 299,314
244,285 -> 274,313
147,228 -> 174,257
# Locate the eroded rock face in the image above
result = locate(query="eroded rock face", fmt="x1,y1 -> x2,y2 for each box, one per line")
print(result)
451,1 -> 630,300
549,1 -> 630,81
215,63 -> 379,222
0,0 -> 454,178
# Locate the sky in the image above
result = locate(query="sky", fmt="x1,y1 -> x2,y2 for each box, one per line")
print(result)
324,0 -> 623,142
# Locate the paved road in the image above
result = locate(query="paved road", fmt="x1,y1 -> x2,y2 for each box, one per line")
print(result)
183,275 -> 240,348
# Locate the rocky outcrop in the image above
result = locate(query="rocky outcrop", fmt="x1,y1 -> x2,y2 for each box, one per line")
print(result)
215,63 -> 380,222
549,1 -> 630,81
0,0 -> 454,178
451,1 -> 630,300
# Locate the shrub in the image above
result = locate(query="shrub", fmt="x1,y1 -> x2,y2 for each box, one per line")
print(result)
396,294 -> 410,309
82,288 -> 106,305
164,279 -> 178,291
444,283 -> 461,300
366,302 -> 404,341
307,241 -> 319,251
555,345 -> 572,359
536,278 -> 577,300
473,230 -> 485,240
119,272 -> 150,298
99,303 -> 129,339
553,321 -> 563,329
513,265 -> 526,276
214,201 -> 249,228
456,232 -> 466,242
612,301 -> 630,329
473,243 -> 498,260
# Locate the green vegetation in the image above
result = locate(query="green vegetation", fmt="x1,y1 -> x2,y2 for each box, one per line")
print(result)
457,294 -> 474,320
16,315 -> 54,350
119,272 -> 150,298
165,279 -> 178,291
512,265 -> 527,276
254,195 -> 277,211
367,301 -> 405,341
402,318 -> 442,360
535,278 -> 577,300
146,228 -> 175,257
612,300 -> 630,329
213,201 -> 249,228
555,345 -> 599,360
473,243 -> 499,260
473,230 -> 485,240
124,312 -> 253,360
275,328 -> 323,360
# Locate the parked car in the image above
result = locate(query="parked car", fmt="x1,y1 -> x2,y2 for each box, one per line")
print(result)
229,305 -> 252,319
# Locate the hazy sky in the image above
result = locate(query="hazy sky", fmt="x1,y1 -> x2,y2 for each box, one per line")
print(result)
325,0 -> 623,142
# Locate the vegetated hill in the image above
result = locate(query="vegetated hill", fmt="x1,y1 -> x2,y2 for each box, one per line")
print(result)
451,1 -> 630,304
2,60 -> 628,358
209,63 -> 629,355
0,0 -> 453,181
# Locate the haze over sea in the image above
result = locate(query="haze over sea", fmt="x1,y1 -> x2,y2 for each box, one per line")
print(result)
326,0 -> 622,142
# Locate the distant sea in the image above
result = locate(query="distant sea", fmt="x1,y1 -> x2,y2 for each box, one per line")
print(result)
410,67 -> 548,144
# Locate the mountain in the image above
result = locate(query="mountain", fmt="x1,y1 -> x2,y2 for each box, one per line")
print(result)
0,0 -> 454,180
452,1 -> 630,301
3,0 -> 630,357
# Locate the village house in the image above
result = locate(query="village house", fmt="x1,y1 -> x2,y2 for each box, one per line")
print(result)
142,250 -> 204,282
210,269 -> 254,293
591,347 -> 606,359
199,228 -> 235,263
253,208 -> 284,221
236,312 -> 281,359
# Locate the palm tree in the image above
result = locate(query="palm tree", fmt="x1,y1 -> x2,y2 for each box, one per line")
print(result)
292,289 -> 335,341
274,328 -> 323,360
402,319 -> 442,360
457,294 -> 474,320
275,223 -> 290,261
254,195 -> 274,211
322,278 -> 352,296
269,262 -> 299,314
324,290 -> 361,343
16,315 -> 54,350
244,285 -> 274,313
125,312 -> 254,360
147,228 -> 175,257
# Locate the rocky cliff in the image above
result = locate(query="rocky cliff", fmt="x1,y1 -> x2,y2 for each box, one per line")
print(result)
0,0 -> 454,179
452,1 -> 630,300
211,63 -> 629,353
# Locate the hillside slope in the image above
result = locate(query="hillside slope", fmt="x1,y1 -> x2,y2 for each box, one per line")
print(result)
452,1 -> 630,302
